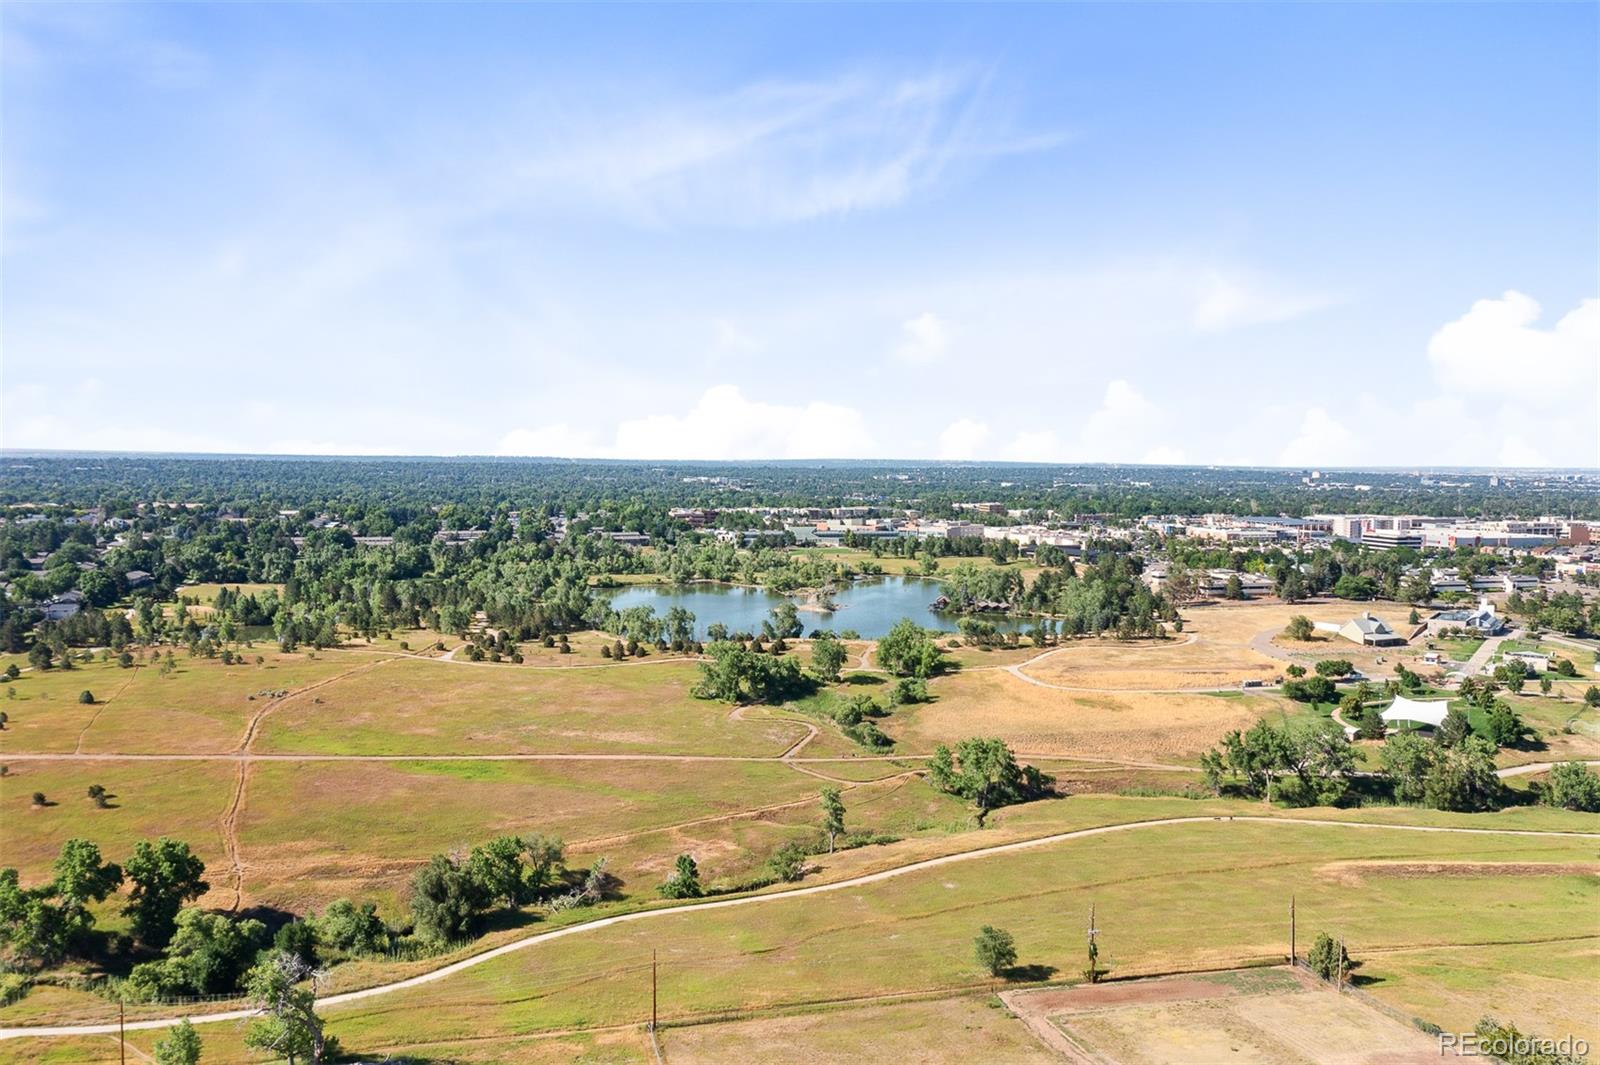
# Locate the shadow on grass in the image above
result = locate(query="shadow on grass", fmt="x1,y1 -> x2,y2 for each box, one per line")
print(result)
1003,963 -> 1059,982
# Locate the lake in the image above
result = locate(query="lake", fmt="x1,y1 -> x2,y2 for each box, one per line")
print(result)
598,576 -> 1023,639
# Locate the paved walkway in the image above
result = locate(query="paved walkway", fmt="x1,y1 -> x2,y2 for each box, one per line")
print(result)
1459,629 -> 1519,679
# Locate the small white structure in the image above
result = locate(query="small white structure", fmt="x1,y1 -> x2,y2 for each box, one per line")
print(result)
1502,650 -> 1551,673
1381,695 -> 1452,730
1326,612 -> 1407,647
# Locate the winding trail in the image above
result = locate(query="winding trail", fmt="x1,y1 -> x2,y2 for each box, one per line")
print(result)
6,813 -> 1596,1041
221,658 -> 393,911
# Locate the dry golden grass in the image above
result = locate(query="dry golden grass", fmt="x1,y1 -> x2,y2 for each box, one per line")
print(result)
663,994 -> 1057,1064
892,670 -> 1279,762
255,656 -> 801,756
1017,636 -> 1279,690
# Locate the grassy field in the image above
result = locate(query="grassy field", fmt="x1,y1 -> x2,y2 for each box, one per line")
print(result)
4,598 -> 1597,1062
0,649 -> 374,753
0,759 -> 235,896
254,656 -> 802,756
16,810 -> 1587,1063
888,668 -> 1284,762
4,796 -> 1598,1059
234,759 -> 956,914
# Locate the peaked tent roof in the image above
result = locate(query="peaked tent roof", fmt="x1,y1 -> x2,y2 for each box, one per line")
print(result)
1381,695 -> 1452,728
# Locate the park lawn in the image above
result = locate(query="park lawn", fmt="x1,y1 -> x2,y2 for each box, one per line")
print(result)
270,817 -> 1600,1056
0,758 -> 235,897
1434,636 -> 1487,662
234,759 -> 860,914
889,668 -> 1285,763
254,656 -> 803,756
1488,694 -> 1600,768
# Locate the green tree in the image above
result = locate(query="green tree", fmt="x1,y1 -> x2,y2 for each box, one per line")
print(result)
1306,932 -> 1349,983
1485,702 -> 1530,748
1355,705 -> 1387,740
973,925 -> 1017,977
52,838 -> 122,909
1422,736 -> 1501,812
313,899 -> 387,955
1379,731 -> 1434,804
657,853 -> 702,899
409,854 -> 487,942
78,690 -> 95,705
766,842 -> 808,883
1433,705 -> 1471,748
927,738 -> 1053,823
1585,686 -> 1600,708
124,838 -> 208,948
153,1020 -> 202,1065
127,908 -> 270,998
468,835 -> 531,909
820,786 -> 846,852
1543,761 -> 1600,812
876,619 -> 943,678
1283,615 -> 1315,641
0,867 -> 74,966
810,634 -> 846,683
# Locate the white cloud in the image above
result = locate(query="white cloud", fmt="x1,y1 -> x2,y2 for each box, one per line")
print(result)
1278,407 -> 1359,467
1191,271 -> 1336,333
894,312 -> 951,364
937,417 -> 990,459
497,385 -> 875,460
1001,429 -> 1067,462
1427,290 -> 1598,399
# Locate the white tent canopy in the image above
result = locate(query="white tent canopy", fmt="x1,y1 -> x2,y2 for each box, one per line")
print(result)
1381,695 -> 1451,729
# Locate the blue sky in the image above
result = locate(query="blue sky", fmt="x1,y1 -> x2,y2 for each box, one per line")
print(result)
3,2 -> 1596,466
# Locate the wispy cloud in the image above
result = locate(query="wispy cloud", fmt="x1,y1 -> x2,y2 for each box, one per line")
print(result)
500,68 -> 1065,226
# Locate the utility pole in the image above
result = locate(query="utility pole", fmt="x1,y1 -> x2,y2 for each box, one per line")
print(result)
1289,895 -> 1296,965
1337,938 -> 1346,994
1086,903 -> 1100,984
651,948 -> 658,1032
119,999 -> 125,1065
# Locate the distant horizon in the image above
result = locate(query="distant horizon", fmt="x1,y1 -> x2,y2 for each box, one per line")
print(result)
3,448 -> 1597,476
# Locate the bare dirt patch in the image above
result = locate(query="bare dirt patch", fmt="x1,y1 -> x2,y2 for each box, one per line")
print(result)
1317,860 -> 1600,887
895,670 -> 1275,762
1007,968 -> 1456,1064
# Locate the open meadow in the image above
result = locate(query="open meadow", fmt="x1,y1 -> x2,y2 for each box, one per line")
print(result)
8,804 -> 1595,1062
4,598 -> 1599,1061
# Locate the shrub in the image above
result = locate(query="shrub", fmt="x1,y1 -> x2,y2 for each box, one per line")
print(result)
657,854 -> 702,899
973,925 -> 1017,976
78,691 -> 95,705
1306,932 -> 1349,982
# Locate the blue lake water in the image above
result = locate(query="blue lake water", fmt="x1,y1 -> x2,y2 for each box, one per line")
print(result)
599,576 -> 1022,639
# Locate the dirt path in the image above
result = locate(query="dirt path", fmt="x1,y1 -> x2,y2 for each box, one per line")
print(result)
218,658 -> 394,910
72,663 -> 143,754
8,813 -> 1596,1041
